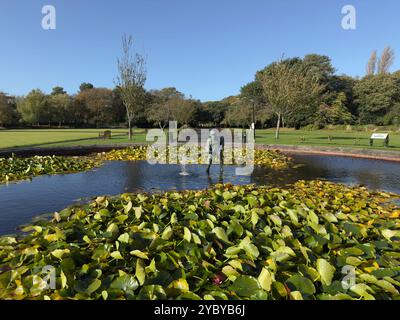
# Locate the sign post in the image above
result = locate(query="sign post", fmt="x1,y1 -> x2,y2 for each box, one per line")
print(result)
370,133 -> 389,147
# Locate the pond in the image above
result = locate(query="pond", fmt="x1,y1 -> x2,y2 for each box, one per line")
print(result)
0,153 -> 399,235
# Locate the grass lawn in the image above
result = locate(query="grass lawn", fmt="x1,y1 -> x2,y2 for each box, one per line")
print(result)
0,129 -> 148,149
255,128 -> 400,151
0,128 -> 399,151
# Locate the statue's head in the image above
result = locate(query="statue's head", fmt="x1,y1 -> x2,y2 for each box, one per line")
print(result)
210,129 -> 218,137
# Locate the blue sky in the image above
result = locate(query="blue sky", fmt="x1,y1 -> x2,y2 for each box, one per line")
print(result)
0,0 -> 399,101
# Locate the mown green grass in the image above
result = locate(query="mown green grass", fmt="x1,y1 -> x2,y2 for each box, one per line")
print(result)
0,129 -> 148,149
0,128 -> 399,151
255,128 -> 400,151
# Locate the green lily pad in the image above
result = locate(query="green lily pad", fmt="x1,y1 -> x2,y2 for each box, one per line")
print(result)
229,276 -> 261,297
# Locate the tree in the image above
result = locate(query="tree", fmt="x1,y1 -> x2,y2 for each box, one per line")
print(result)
147,98 -> 174,129
377,46 -> 395,74
70,95 -> 90,126
0,93 -> 18,127
49,93 -> 72,126
51,86 -> 66,95
116,34 -> 147,140
383,103 -> 400,125
150,87 -> 185,101
327,75 -> 357,115
354,74 -> 400,124
172,98 -> 201,127
248,54 -> 335,130
111,87 -> 129,124
223,102 -> 253,128
75,88 -> 114,127
199,101 -> 229,127
314,93 -> 353,127
16,89 -> 49,125
240,80 -> 265,106
240,80 -> 267,128
258,60 -> 324,139
79,83 -> 94,92
302,54 -> 336,82
146,88 -> 186,129
366,50 -> 377,75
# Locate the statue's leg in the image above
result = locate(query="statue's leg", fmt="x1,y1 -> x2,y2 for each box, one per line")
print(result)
206,156 -> 212,173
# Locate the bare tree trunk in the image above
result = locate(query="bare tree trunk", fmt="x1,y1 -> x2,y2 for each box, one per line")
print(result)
275,113 -> 281,140
128,119 -> 132,140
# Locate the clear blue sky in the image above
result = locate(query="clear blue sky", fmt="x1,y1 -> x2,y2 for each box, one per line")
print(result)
1,0 -> 399,101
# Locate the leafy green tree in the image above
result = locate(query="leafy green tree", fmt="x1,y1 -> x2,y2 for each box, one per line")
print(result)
354,74 -> 400,124
49,93 -> 72,126
16,89 -> 49,125
111,88 -> 129,124
146,88 -> 185,128
150,87 -> 185,101
223,102 -> 253,128
302,54 -> 336,82
172,98 -> 201,127
239,80 -> 269,128
75,88 -> 114,127
199,101 -> 229,127
79,83 -> 94,92
258,60 -> 325,139
70,95 -> 90,126
314,93 -> 353,127
0,93 -> 19,127
247,54 -> 336,130
383,103 -> 400,125
240,80 -> 265,106
51,86 -> 67,95
327,75 -> 357,115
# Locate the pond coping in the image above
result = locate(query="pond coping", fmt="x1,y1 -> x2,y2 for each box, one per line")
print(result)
0,143 -> 400,163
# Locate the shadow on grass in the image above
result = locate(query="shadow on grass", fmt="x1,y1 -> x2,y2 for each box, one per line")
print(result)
2,129 -> 130,134
7,134 -> 131,149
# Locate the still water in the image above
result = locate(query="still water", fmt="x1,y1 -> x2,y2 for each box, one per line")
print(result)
0,154 -> 399,235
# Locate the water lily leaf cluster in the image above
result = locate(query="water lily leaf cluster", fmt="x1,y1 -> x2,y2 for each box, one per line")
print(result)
0,146 -> 290,185
102,146 -> 148,162
103,146 -> 292,169
0,180 -> 399,300
253,149 -> 291,169
0,154 -> 101,184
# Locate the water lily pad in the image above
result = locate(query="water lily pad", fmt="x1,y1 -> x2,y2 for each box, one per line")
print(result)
74,278 -> 102,295
110,275 -> 138,292
286,275 -> 316,296
229,276 -> 261,297
317,259 -> 336,286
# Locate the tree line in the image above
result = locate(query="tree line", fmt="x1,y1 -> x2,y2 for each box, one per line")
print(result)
237,47 -> 400,138
1,46 -> 399,136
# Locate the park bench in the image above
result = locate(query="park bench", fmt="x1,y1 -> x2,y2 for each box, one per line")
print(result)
370,133 -> 389,147
98,130 -> 112,139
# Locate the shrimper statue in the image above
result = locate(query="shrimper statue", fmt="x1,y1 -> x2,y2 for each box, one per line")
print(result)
206,129 -> 225,174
